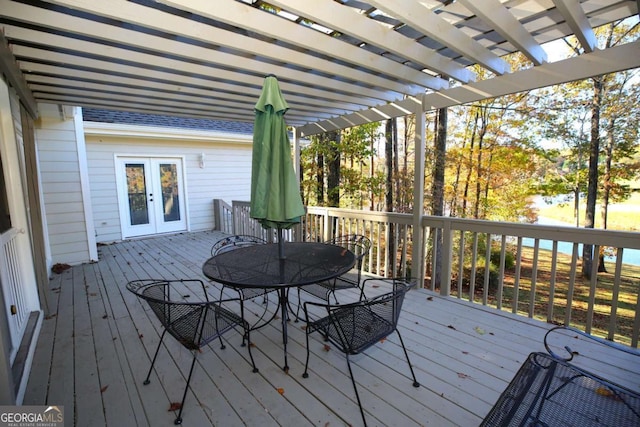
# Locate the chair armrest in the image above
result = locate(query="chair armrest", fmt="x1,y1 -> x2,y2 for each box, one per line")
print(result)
544,325 -> 640,362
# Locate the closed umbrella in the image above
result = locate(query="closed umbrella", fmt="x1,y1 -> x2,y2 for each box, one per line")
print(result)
250,75 -> 305,258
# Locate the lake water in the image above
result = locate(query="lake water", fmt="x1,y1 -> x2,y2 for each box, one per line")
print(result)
522,217 -> 640,266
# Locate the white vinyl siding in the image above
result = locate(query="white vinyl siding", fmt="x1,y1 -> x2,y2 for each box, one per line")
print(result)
35,104 -> 91,265
85,133 -> 252,243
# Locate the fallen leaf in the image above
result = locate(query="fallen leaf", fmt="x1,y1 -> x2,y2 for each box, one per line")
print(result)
427,296 -> 433,301
474,326 -> 486,335
447,325 -> 457,330
462,351 -> 469,355
139,334 -> 144,339
379,337 -> 387,343
100,385 -> 109,393
277,387 -> 285,395
102,314 -> 108,319
323,344 -> 331,352
168,402 -> 182,411
457,372 -> 469,379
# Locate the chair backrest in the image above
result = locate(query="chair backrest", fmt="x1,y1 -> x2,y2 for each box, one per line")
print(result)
325,278 -> 414,354
127,279 -> 221,350
329,234 -> 372,268
211,234 -> 267,256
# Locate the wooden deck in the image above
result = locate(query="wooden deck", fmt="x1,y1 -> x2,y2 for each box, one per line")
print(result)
22,231 -> 640,426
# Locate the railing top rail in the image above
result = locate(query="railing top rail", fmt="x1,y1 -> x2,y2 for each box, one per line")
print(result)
421,216 -> 640,249
306,206 -> 414,225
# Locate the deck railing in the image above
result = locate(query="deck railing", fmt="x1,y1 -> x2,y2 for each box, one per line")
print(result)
214,200 -> 640,347
0,228 -> 30,362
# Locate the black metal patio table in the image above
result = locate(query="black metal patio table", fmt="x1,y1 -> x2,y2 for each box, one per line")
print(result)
202,241 -> 356,371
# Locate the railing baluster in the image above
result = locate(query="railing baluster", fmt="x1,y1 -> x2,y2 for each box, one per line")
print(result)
632,289 -> 640,347
609,248 -> 625,341
457,231 -> 465,299
469,232 -> 478,303
513,237 -> 522,314
496,235 -> 506,310
483,233 -> 491,305
529,239 -> 540,318
548,241 -> 559,323
564,243 -> 580,326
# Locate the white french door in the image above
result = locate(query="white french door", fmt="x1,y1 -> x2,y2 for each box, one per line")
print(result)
116,157 -> 187,238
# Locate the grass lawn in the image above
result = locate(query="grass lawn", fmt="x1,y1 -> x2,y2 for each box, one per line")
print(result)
538,192 -> 640,231
450,247 -> 639,346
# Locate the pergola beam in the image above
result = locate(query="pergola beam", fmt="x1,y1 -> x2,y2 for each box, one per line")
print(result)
368,0 -> 510,76
458,0 -> 548,66
552,0 -> 597,53
0,31 -> 37,118
268,0 -> 475,83
154,0 -> 448,91
299,40 -> 640,136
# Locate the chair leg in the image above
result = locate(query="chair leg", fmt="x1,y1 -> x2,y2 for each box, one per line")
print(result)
294,288 -> 303,322
244,328 -> 259,373
345,354 -> 368,427
396,330 -> 420,388
144,329 -> 168,385
174,351 -> 199,425
302,329 -> 311,378
239,301 -> 247,347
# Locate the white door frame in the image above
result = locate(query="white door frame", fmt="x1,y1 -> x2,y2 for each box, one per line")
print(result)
115,155 -> 188,239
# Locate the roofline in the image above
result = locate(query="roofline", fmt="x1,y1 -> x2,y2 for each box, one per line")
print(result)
82,122 -> 253,144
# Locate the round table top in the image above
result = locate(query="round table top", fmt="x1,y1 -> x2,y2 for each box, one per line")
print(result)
202,241 -> 356,288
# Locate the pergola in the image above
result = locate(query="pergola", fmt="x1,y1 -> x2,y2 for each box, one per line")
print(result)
1,0 -> 638,134
1,0 -> 639,282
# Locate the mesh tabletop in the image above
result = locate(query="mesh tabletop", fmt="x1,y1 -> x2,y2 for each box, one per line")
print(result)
481,352 -> 640,427
202,242 -> 356,289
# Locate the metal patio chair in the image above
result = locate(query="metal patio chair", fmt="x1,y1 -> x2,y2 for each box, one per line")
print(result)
211,235 -> 277,336
301,278 -> 420,426
295,234 -> 371,318
127,279 -> 257,425
481,325 -> 640,427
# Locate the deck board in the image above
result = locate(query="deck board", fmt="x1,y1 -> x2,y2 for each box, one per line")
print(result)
24,231 -> 640,426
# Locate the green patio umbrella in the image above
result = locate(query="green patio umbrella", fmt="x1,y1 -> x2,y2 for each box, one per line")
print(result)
250,75 -> 305,257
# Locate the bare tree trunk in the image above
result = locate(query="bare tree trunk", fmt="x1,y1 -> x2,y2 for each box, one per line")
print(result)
432,109 -> 446,217
316,148 -> 324,205
582,76 -> 603,278
385,119 -> 396,274
474,111 -> 488,219
432,108 -> 447,287
450,112 -> 472,217
327,130 -> 340,208
462,110 -> 479,217
597,119 -> 615,273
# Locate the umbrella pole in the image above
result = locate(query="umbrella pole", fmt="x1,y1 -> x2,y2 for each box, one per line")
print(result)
277,226 -> 285,259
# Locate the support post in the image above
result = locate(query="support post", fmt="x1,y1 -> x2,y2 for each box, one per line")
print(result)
412,109 -> 426,287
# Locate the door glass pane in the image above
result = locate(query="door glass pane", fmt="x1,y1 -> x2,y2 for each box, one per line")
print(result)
126,163 -> 149,225
0,152 -> 12,233
159,163 -> 180,222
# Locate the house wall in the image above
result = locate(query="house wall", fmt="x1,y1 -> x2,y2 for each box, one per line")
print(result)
84,126 -> 253,243
35,104 -> 94,265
